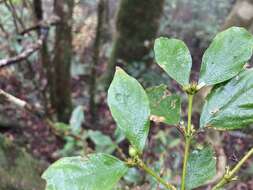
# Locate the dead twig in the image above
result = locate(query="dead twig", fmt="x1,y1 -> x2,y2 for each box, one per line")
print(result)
0,33 -> 45,68
0,16 -> 59,68
0,88 -> 127,159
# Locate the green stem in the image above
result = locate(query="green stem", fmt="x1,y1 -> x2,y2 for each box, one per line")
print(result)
136,157 -> 177,190
212,147 -> 253,190
181,94 -> 194,190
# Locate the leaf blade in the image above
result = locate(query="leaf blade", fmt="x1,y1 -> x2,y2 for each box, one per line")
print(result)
146,84 -> 181,125
186,147 -> 216,190
200,69 -> 253,130
107,67 -> 150,153
199,27 -> 253,86
154,37 -> 192,86
70,105 -> 85,135
42,153 -> 128,190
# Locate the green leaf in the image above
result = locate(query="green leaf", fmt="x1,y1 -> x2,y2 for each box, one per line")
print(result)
114,128 -> 126,144
70,105 -> 85,134
88,130 -> 117,154
107,67 -> 150,153
53,122 -> 70,134
146,84 -> 181,125
42,153 -> 128,190
200,69 -> 253,130
154,37 -> 192,86
186,147 -> 216,190
199,27 -> 253,86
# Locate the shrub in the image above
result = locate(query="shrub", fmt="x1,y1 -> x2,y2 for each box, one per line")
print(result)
42,27 -> 253,190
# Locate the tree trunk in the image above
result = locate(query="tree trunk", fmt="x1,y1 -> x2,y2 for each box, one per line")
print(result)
33,0 -> 53,116
52,0 -> 74,122
89,0 -> 106,121
103,0 -> 165,88
222,0 -> 253,31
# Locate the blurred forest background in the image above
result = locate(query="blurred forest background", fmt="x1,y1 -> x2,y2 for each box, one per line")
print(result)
0,0 -> 253,189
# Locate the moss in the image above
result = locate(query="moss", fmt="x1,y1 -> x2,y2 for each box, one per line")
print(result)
0,135 -> 47,190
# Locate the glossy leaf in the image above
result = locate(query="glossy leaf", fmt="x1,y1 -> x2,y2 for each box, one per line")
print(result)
70,105 -> 85,134
186,147 -> 216,190
199,27 -> 253,86
154,37 -> 192,86
42,153 -> 128,190
146,84 -> 181,125
201,69 -> 253,130
107,67 -> 150,153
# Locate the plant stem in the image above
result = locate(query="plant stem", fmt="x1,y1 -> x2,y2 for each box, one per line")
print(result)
181,94 -> 194,190
136,157 -> 177,190
212,147 -> 253,190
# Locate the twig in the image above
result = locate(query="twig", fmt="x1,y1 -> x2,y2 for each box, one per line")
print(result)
181,94 -> 194,190
3,0 -> 20,33
0,88 -> 80,141
0,89 -> 43,117
0,21 -> 9,38
132,156 -> 177,190
8,0 -> 26,30
212,147 -> 253,190
0,34 -> 45,68
0,15 -> 59,68
19,17 -> 59,35
0,88 -> 127,159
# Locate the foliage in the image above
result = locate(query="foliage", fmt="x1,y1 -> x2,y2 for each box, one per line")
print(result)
42,154 -> 128,190
186,147 -> 216,189
107,67 -> 150,153
42,27 -> 253,190
146,84 -> 181,125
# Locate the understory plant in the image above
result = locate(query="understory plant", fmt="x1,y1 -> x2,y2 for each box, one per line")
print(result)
42,27 -> 253,190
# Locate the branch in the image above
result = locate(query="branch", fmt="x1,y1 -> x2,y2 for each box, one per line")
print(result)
0,34 -> 45,68
19,15 -> 59,35
0,16 -> 59,68
129,156 -> 177,190
212,147 -> 253,190
0,89 -> 43,117
0,88 -> 127,160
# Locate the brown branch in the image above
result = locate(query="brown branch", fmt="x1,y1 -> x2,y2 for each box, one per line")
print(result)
0,34 -> 45,68
0,88 -> 127,159
0,89 -> 43,117
0,88 -> 81,141
19,16 -> 59,35
0,15 -> 59,68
